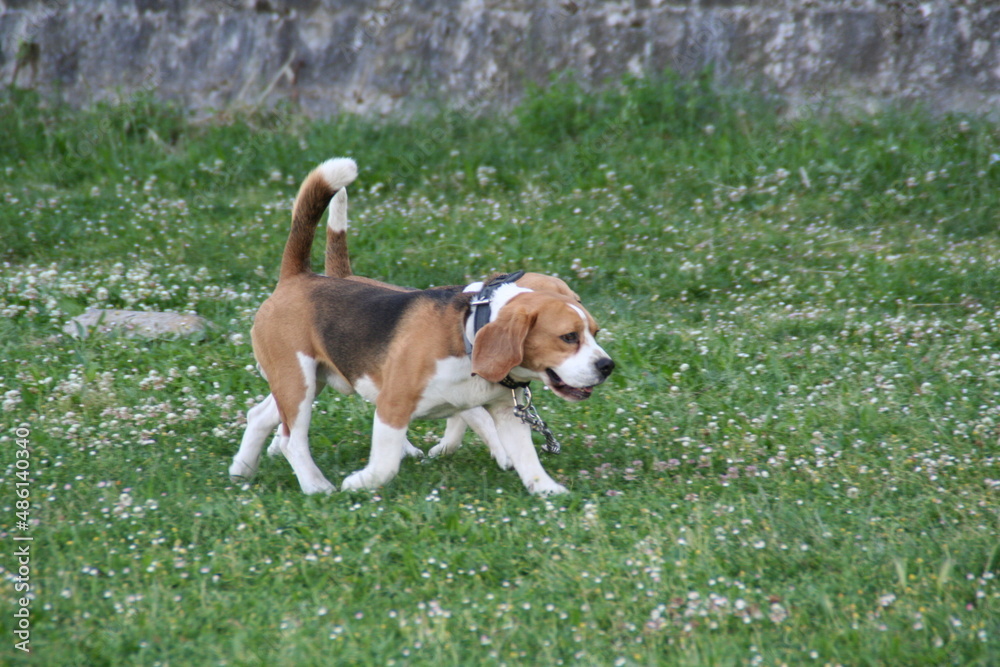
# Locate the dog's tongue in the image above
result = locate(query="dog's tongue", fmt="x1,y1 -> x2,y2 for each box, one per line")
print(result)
547,369 -> 594,401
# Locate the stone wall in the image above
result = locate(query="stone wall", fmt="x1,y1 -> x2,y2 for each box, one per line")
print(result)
1,1 -> 998,118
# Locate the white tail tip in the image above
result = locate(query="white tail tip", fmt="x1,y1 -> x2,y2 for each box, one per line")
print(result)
316,157 -> 358,191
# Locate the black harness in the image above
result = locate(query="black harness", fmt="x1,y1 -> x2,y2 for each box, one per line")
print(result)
465,270 -> 529,389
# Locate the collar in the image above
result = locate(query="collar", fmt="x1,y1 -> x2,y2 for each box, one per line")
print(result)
464,270 -> 531,389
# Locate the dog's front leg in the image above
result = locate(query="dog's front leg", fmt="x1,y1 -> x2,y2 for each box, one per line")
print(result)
429,409 -> 512,470
342,413 -> 408,491
488,403 -> 567,495
428,416 -> 469,458
266,429 -> 287,458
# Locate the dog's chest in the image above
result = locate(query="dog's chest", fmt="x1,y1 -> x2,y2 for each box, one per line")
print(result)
354,356 -> 506,418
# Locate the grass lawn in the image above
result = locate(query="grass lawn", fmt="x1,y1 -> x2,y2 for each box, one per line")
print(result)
1,75 -> 999,665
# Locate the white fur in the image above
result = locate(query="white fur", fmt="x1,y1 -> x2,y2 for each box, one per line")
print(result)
279,353 -> 336,494
342,414 -> 408,491
356,357 -> 508,420
327,188 -> 348,233
230,393 -> 281,480
488,284 -> 532,322
488,402 -> 567,495
430,408 -> 513,470
414,357 -> 509,418
232,354 -> 335,494
316,157 -> 358,192
266,430 -> 286,459
324,368 -> 354,395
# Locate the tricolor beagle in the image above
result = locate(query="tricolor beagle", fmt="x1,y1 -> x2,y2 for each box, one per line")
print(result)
229,157 -> 614,495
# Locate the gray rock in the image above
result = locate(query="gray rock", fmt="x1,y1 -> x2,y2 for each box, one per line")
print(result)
63,309 -> 210,340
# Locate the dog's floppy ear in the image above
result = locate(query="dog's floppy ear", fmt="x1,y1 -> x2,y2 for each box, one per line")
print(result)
471,309 -> 533,383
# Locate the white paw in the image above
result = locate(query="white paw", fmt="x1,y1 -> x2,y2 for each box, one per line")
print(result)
266,434 -> 285,458
428,440 -> 457,458
492,448 -> 513,471
342,469 -> 381,491
228,459 -> 259,481
529,478 -> 568,496
298,476 -> 336,495
429,431 -> 469,459
402,440 -> 425,459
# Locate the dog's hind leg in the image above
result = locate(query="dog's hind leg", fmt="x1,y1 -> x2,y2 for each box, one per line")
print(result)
230,394 -> 282,481
275,354 -> 336,494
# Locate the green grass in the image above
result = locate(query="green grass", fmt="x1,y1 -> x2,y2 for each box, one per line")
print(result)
2,75 -> 999,666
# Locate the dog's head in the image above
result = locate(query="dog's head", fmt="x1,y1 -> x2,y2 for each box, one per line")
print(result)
471,286 -> 614,401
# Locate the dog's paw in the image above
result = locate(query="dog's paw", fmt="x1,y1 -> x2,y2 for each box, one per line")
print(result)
342,469 -> 379,491
492,448 -> 514,471
299,476 -> 336,495
428,432 -> 463,458
428,441 -> 457,458
266,433 -> 285,458
528,478 -> 568,496
228,458 -> 259,481
402,440 -> 425,459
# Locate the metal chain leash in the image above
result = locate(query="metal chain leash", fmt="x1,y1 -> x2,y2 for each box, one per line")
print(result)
512,386 -> 561,454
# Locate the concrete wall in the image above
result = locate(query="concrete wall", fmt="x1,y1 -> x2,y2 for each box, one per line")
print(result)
1,1 -> 998,118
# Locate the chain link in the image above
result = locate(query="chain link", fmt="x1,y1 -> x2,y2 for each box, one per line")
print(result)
512,387 -> 561,454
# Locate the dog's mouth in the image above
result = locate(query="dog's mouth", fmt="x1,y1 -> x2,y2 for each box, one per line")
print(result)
546,369 -> 595,401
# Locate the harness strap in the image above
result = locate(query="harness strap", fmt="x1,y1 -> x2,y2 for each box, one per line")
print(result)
464,270 -> 530,389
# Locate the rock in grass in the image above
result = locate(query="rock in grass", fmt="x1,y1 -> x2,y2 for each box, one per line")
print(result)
64,309 -> 210,340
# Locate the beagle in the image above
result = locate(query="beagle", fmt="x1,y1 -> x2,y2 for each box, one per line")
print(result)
229,157 -> 614,495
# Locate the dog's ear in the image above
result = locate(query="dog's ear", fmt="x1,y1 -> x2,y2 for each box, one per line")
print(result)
471,309 -> 533,383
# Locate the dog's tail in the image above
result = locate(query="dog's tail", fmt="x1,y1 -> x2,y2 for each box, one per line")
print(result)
279,157 -> 357,281
324,181 -> 352,278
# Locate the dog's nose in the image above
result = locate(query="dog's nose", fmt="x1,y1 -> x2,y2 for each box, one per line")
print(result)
596,357 -> 615,378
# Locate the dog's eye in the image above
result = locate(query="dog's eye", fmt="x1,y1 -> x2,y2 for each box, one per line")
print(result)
560,332 -> 579,345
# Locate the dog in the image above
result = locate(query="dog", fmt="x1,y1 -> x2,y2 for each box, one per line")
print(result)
318,183 -> 587,466
258,182 -> 576,471
229,157 -> 614,495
